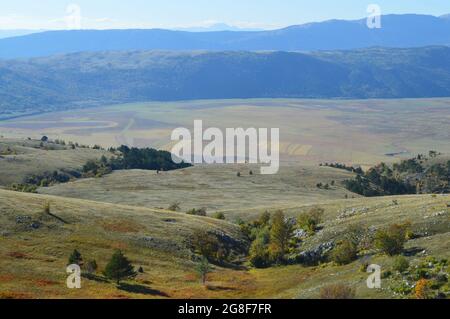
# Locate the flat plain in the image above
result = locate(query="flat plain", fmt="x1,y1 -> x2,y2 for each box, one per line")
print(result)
1,98 -> 450,167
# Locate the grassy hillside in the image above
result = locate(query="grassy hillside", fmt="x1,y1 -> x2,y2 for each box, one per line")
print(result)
0,189 -> 448,299
0,137 -> 108,187
0,189 -> 248,299
39,164 -> 358,217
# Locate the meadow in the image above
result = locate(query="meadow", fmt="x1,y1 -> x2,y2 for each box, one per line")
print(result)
39,164 -> 357,219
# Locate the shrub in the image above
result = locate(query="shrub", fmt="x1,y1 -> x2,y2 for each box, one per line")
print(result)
297,208 -> 324,234
415,279 -> 432,299
85,260 -> 98,274
257,211 -> 271,228
319,284 -> 356,299
331,240 -> 358,265
249,231 -> 270,268
186,208 -> 207,216
167,202 -> 180,212
68,249 -> 83,266
212,212 -> 226,220
343,224 -> 366,246
191,230 -> 228,262
196,257 -> 212,285
392,256 -> 410,273
103,250 -> 137,285
374,223 -> 409,256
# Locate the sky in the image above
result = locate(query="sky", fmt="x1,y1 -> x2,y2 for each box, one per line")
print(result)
0,0 -> 449,30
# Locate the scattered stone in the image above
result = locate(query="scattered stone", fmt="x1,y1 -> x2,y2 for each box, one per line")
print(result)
337,207 -> 369,220
142,236 -> 154,242
293,228 -> 308,239
424,211 -> 447,219
295,241 -> 335,265
16,216 -> 32,224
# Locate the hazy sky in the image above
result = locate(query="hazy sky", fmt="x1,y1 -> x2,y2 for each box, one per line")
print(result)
1,0 -> 449,30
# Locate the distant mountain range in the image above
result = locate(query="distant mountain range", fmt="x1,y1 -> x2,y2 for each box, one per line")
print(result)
0,30 -> 43,40
0,14 -> 450,59
1,46 -> 450,118
174,23 -> 264,32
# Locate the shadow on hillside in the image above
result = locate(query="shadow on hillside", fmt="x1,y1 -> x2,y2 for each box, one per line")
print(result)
206,285 -> 236,292
213,260 -> 248,271
403,247 -> 425,257
82,274 -> 109,283
118,283 -> 169,297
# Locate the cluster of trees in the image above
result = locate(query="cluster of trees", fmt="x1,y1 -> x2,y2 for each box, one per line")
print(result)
240,211 -> 298,268
186,208 -> 207,217
25,170 -> 80,187
344,162 -> 416,197
82,145 -> 191,177
320,162 -> 363,175
11,169 -> 81,193
330,222 -> 411,267
417,161 -> 450,194
189,230 -> 238,285
10,183 -> 38,193
39,136 -> 93,150
111,145 -> 191,171
190,230 -> 232,265
240,207 -> 413,269
167,203 -> 226,220
344,154 -> 450,197
68,249 -> 137,285
82,156 -> 112,178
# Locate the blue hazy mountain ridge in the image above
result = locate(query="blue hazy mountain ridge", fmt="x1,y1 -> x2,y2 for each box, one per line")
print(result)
1,46 -> 450,116
0,14 -> 449,59
0,30 -> 43,39
174,23 -> 264,32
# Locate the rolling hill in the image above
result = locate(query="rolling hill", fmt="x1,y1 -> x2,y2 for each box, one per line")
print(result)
2,47 -> 450,119
0,14 -> 449,59
0,137 -> 109,187
0,137 -> 449,299
0,187 -> 448,299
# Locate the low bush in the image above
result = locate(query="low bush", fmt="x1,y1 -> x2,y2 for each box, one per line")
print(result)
331,240 -> 358,265
392,256 -> 410,273
319,284 -> 356,299
186,208 -> 207,217
374,223 -> 410,256
297,208 -> 324,234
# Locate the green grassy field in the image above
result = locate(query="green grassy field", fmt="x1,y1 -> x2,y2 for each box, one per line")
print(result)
1,98 -> 450,167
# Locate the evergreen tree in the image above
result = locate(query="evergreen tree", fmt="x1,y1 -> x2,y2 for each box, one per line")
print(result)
103,250 -> 137,284
68,249 -> 83,266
